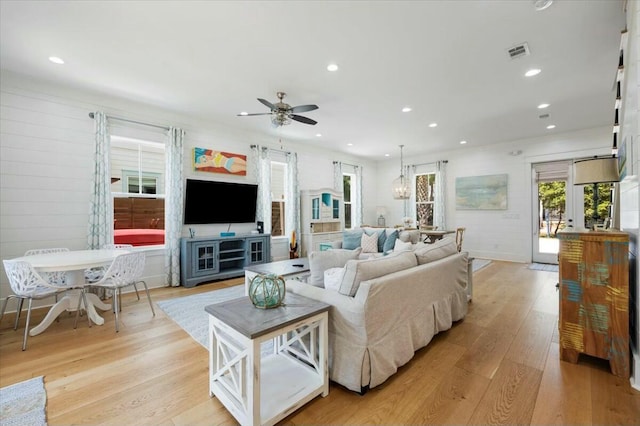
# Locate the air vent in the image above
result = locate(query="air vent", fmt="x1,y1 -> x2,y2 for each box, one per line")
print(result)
507,43 -> 530,60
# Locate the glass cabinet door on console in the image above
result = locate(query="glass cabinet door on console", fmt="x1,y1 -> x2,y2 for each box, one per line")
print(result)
192,242 -> 219,277
246,236 -> 270,265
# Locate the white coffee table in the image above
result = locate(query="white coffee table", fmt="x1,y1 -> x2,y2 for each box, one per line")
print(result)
205,293 -> 329,426
244,258 -> 309,295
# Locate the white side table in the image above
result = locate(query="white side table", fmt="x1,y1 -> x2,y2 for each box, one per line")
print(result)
205,293 -> 329,426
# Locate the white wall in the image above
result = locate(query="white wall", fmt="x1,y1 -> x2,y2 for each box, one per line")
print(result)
0,70 -> 375,303
374,127 -> 613,262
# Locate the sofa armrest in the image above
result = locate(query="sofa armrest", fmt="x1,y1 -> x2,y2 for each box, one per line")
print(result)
286,279 -> 367,343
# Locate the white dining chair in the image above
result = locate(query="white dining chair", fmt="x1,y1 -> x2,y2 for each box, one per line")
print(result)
84,244 -> 140,301
1,259 -> 91,350
23,247 -> 71,324
78,252 -> 155,332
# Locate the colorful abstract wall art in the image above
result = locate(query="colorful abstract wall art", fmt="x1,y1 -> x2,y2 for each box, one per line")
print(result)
193,147 -> 247,176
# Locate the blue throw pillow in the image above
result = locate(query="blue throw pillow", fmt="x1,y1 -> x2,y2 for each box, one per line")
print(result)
343,229 -> 363,250
377,230 -> 387,252
383,230 -> 398,253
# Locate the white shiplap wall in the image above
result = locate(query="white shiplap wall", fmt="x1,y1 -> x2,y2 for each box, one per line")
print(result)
0,71 -> 375,309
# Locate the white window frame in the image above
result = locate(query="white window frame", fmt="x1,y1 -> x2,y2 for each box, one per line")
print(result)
343,172 -> 355,230
415,172 -> 436,227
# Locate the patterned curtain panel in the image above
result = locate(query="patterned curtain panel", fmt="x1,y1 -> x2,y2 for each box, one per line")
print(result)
405,164 -> 416,222
434,160 -> 447,230
87,112 -> 113,249
285,151 -> 300,252
251,145 -> 272,234
333,161 -> 343,192
355,165 -> 363,228
164,127 -> 185,287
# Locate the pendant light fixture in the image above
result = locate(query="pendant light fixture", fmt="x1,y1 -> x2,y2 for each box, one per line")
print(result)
392,145 -> 411,199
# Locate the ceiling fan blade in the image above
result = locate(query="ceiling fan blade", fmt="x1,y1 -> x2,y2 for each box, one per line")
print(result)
237,113 -> 272,116
290,104 -> 319,113
257,98 -> 276,110
291,114 -> 317,125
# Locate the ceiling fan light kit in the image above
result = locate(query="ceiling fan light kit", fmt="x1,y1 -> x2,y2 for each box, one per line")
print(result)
239,92 -> 318,128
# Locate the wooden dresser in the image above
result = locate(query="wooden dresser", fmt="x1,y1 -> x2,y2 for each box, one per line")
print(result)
557,229 -> 630,377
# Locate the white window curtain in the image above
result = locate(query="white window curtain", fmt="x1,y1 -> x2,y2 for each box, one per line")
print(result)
251,145 -> 272,234
405,164 -> 416,221
434,160 -> 447,230
164,127 -> 185,287
333,161 -> 343,192
87,111 -> 113,249
354,165 -> 363,228
285,151 -> 300,249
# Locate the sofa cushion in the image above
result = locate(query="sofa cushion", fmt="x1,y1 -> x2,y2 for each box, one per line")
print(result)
398,229 -> 421,244
382,230 -> 398,253
414,237 -> 458,264
343,229 -> 363,250
308,248 -> 362,287
338,251 -> 418,297
361,232 -> 379,253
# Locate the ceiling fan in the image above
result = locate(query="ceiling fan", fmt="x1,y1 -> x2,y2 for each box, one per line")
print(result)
238,92 -> 318,127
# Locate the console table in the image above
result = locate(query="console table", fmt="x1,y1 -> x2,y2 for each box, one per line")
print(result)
180,234 -> 270,287
206,293 -> 330,426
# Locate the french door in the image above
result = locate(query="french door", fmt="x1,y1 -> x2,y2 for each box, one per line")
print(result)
531,161 -> 582,264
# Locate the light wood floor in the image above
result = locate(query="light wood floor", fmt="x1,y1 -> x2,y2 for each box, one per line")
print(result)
1,261 -> 638,425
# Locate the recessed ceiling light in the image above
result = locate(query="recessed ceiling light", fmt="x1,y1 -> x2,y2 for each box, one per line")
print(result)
460,140 -> 467,145
428,123 -> 438,128
347,143 -> 353,146
537,103 -> 550,109
239,111 -> 248,116
546,124 -> 556,129
315,133 -> 322,137
384,153 -> 390,157
402,107 -> 412,113
525,68 -> 541,77
327,63 -> 339,72
48,56 -> 64,64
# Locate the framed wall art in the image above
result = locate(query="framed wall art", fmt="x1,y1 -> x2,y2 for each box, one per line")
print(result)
193,147 -> 247,176
456,173 -> 508,210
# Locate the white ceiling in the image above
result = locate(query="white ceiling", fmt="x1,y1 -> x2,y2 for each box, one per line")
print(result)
0,1 -> 627,160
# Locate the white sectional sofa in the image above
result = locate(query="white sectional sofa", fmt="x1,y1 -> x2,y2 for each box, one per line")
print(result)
286,237 -> 469,393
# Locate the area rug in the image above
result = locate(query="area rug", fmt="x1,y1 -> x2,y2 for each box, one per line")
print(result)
472,258 -> 491,272
157,285 -> 244,349
0,376 -> 47,426
528,263 -> 559,272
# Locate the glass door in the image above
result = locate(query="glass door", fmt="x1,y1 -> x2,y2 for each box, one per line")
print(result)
532,161 -> 576,264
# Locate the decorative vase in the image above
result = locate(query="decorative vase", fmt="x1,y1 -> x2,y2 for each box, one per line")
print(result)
248,274 -> 286,309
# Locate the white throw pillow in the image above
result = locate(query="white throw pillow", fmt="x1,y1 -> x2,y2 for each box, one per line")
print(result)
324,267 -> 345,292
338,251 -> 418,297
308,248 -> 362,287
361,232 -> 379,253
394,239 -> 413,252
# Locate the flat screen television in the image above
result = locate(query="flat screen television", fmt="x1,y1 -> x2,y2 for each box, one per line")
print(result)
184,179 -> 258,224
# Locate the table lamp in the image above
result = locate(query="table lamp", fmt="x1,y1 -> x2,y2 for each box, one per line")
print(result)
376,206 -> 387,227
573,156 -> 619,228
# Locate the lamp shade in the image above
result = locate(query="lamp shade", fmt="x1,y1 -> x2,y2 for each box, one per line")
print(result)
573,157 -> 620,185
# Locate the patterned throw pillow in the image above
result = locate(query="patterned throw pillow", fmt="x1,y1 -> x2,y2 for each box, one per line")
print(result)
361,232 -> 379,253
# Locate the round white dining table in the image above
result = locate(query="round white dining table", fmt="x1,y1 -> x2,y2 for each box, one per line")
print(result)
10,249 -> 130,335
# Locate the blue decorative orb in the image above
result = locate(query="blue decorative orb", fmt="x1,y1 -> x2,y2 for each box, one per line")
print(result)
249,274 -> 286,309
